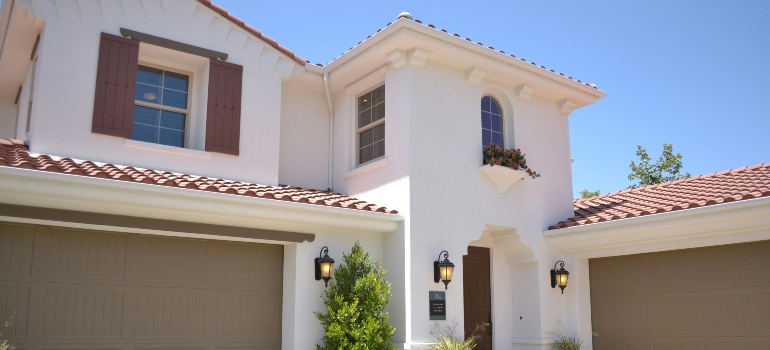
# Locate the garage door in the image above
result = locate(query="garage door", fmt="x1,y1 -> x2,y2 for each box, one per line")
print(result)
589,240 -> 770,349
0,222 -> 283,350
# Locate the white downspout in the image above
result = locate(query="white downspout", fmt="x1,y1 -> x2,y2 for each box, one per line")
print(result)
323,71 -> 334,191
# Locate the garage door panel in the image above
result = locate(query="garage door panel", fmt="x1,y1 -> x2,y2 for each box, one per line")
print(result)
0,284 -> 29,337
590,240 -> 770,349
37,227 -> 127,280
590,254 -> 649,295
0,223 -> 34,276
215,290 -> 282,339
133,290 -> 207,338
127,235 -> 208,285
0,222 -> 283,349
210,241 -> 283,289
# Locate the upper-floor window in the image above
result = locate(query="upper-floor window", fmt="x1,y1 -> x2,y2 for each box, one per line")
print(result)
357,85 -> 385,165
481,95 -> 503,148
133,66 -> 189,148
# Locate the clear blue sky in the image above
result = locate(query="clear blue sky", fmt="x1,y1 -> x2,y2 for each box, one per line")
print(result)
223,1 -> 767,197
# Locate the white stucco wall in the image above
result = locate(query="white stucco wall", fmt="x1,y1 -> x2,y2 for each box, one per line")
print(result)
16,0 -> 302,185
278,71 -> 330,190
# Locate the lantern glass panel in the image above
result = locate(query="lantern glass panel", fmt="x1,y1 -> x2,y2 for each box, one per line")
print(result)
439,265 -> 454,282
320,261 -> 333,279
557,273 -> 568,287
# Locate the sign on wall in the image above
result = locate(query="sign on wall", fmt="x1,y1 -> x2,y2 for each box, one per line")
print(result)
429,291 -> 446,320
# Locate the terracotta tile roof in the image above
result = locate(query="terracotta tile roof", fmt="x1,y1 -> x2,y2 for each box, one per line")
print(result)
549,163 -> 770,230
197,0 -> 306,66
325,16 -> 599,90
0,139 -> 397,214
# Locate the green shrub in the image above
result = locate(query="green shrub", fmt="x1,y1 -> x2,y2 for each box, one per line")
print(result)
314,242 -> 395,350
429,320 -> 488,350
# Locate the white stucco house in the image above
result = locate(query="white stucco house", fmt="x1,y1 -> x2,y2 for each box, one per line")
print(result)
0,1 -> 769,349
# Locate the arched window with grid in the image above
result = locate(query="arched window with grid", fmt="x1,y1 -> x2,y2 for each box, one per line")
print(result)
481,96 -> 503,148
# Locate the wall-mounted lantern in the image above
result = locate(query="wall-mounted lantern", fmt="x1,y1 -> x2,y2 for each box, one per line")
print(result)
315,246 -> 335,288
434,250 -> 455,290
550,260 -> 569,294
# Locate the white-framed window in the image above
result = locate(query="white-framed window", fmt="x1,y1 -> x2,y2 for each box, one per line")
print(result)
357,84 -> 385,165
133,64 -> 191,148
481,95 -> 503,148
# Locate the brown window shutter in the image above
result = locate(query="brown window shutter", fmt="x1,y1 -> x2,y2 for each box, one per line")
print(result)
91,33 -> 139,138
205,59 -> 243,156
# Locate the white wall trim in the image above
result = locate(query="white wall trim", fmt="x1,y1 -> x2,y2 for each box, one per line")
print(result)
344,157 -> 388,178
125,139 -> 213,159
544,196 -> 770,258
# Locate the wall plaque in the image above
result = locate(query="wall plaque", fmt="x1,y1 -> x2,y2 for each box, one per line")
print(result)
429,291 -> 446,320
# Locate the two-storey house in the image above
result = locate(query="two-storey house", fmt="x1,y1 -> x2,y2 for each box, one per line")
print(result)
1,1 -> 769,349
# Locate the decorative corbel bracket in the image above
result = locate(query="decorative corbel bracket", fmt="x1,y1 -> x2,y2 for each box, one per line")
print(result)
465,67 -> 486,85
514,84 -> 535,101
408,48 -> 430,67
387,49 -> 408,69
558,99 -> 577,116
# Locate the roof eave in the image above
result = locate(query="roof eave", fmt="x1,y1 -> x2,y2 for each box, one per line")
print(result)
323,18 -> 606,99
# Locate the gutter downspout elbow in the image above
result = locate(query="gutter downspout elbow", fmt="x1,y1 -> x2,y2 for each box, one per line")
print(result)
323,71 -> 334,192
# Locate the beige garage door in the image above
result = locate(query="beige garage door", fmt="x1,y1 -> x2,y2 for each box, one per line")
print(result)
590,240 -> 770,349
0,222 -> 283,350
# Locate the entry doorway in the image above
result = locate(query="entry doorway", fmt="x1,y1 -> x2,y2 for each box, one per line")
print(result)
463,246 -> 492,349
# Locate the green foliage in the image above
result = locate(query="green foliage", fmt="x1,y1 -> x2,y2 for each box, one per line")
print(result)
483,143 -> 541,179
579,189 -> 601,199
546,323 -> 585,350
0,317 -> 15,350
428,321 -> 488,350
314,242 -> 395,350
628,143 -> 690,189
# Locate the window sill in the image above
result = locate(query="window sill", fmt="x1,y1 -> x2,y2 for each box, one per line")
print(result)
344,157 -> 388,179
125,139 -> 213,160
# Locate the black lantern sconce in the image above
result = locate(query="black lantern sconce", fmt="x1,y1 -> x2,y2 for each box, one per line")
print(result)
550,260 -> 569,294
315,246 -> 335,288
433,250 -> 455,290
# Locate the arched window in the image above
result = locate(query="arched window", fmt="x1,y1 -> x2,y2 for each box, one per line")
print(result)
481,95 -> 503,148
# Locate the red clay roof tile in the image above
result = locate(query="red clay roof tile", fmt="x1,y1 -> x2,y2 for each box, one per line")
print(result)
0,139 -> 397,215
550,163 -> 770,230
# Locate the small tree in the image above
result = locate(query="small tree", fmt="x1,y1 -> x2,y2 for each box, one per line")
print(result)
628,143 -> 690,189
579,189 -> 601,199
314,242 -> 395,350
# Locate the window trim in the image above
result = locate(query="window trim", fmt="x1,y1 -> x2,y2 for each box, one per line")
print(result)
133,61 -> 193,149
481,94 -> 505,149
355,84 -> 386,167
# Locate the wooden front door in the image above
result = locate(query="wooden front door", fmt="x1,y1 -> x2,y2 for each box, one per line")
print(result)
463,246 -> 492,349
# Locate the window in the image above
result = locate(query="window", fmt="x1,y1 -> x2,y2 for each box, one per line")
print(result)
132,65 -> 190,148
481,95 -> 503,148
357,85 -> 385,165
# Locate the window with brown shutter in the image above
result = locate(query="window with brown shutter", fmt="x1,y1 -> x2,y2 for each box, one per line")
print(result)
92,33 -> 139,138
205,59 -> 243,156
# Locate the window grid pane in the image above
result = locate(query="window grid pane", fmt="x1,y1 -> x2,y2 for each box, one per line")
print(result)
358,85 -> 385,164
134,66 -> 189,148
481,96 -> 503,148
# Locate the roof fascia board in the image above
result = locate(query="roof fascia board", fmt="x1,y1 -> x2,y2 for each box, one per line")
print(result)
323,19 -> 605,100
0,166 -> 403,236
543,196 -> 770,258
